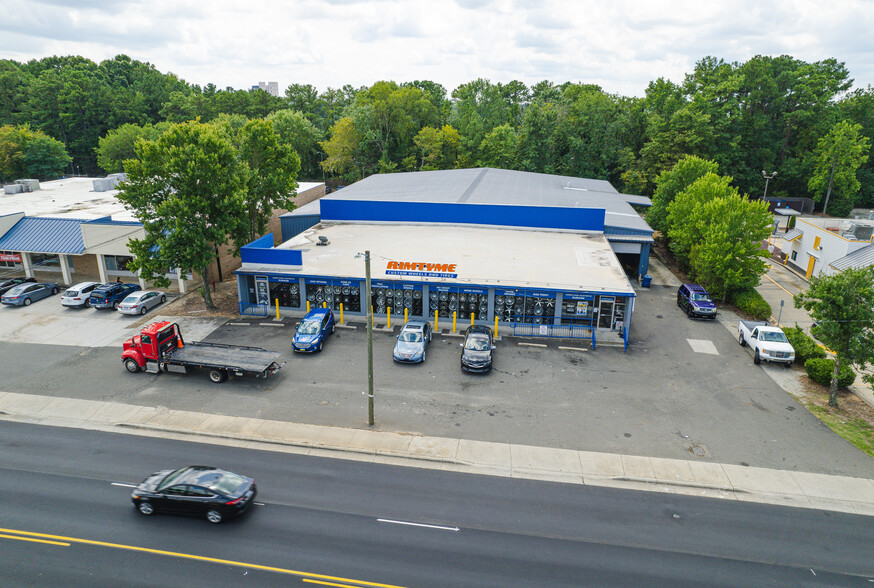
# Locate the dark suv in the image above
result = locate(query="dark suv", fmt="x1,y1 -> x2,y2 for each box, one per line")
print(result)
90,282 -> 142,310
677,284 -> 717,319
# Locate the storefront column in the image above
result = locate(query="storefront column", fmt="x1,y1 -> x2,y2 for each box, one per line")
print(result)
96,253 -> 108,283
21,252 -> 33,278
59,254 -> 72,286
177,269 -> 187,294
136,270 -> 146,289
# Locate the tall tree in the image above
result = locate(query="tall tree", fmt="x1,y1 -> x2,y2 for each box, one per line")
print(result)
96,122 -> 169,174
794,267 -> 874,407
648,155 -> 719,235
266,109 -> 324,179
808,120 -> 870,216
666,172 -> 736,267
0,124 -> 70,181
117,121 -> 248,309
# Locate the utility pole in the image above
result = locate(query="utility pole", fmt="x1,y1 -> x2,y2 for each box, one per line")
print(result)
762,170 -> 777,201
364,250 -> 374,425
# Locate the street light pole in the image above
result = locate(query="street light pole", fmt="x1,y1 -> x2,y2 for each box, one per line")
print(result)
762,170 -> 777,201
364,250 -> 374,426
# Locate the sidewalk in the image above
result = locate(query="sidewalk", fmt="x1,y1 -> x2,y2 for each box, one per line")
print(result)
2,390 -> 873,517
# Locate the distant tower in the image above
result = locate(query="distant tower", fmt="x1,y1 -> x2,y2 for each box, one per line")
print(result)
258,82 -> 279,97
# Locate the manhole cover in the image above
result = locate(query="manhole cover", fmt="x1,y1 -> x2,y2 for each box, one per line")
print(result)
690,445 -> 706,457
656,314 -> 663,319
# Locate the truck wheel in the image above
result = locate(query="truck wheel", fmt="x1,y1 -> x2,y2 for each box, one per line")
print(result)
783,362 -> 791,369
754,350 -> 761,365
738,333 -> 746,347
124,358 -> 141,373
209,369 -> 227,383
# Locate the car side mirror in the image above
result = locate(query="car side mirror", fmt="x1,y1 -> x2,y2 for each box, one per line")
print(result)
491,345 -> 496,350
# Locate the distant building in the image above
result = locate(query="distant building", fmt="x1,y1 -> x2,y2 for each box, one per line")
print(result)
256,82 -> 279,97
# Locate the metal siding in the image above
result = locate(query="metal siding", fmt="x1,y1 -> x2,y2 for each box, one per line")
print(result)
0,217 -> 86,254
280,214 -> 320,241
829,244 -> 874,271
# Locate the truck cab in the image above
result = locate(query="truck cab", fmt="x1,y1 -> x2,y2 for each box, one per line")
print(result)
122,321 -> 182,372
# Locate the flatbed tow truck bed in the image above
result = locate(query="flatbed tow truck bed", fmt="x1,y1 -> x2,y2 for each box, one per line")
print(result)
165,342 -> 282,373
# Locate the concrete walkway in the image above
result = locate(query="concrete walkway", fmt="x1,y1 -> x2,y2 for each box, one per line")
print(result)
2,390 -> 873,517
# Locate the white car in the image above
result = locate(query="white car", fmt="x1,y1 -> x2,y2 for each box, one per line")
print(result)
60,281 -> 102,308
117,290 -> 167,315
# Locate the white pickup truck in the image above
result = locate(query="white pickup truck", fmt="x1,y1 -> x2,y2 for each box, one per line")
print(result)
737,320 -> 795,367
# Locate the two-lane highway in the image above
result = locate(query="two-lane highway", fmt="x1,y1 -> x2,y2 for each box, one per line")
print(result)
1,421 -> 872,587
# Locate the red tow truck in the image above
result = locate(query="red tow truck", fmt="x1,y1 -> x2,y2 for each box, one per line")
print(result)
121,321 -> 284,383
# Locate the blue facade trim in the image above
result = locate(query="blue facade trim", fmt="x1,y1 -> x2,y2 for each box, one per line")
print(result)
240,233 -> 302,266
321,199 -> 606,232
280,214 -> 320,242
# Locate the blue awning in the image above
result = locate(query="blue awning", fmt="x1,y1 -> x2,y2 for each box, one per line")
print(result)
0,217 -> 86,254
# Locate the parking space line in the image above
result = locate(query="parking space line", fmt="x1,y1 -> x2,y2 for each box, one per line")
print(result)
558,346 -> 588,352
518,342 -> 547,348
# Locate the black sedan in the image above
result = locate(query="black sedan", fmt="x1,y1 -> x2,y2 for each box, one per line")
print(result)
0,276 -> 36,296
131,466 -> 257,524
460,325 -> 495,373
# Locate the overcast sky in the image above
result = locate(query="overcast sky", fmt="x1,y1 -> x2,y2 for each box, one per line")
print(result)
3,0 -> 873,97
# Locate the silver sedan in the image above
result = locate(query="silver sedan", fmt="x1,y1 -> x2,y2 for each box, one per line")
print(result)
117,290 -> 167,315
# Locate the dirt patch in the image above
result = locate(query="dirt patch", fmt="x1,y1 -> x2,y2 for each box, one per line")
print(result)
798,377 -> 874,425
160,279 -> 240,318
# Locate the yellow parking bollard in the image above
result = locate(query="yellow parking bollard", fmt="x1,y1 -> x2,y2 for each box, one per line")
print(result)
340,303 -> 344,324
494,315 -> 498,337
371,305 -> 374,328
452,311 -> 456,333
434,309 -> 439,331
323,301 -> 327,308
275,299 -> 280,320
470,312 -> 474,328
404,308 -> 408,324
387,307 -> 391,329
306,300 -> 310,313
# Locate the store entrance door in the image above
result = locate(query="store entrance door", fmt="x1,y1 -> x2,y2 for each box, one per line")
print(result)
597,296 -> 614,329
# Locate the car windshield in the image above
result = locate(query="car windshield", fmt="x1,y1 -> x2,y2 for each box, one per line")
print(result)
761,331 -> 789,343
464,335 -> 490,351
157,467 -> 190,491
298,320 -> 320,335
400,331 -> 423,342
691,293 -> 711,302
122,295 -> 140,304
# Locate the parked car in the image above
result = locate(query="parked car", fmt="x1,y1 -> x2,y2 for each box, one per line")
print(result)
1,282 -> 58,306
60,281 -> 102,308
677,283 -> 717,319
738,320 -> 795,367
460,325 -> 495,373
393,320 -> 432,363
0,276 -> 36,296
131,465 -> 257,524
90,282 -> 141,310
117,290 -> 167,315
292,308 -> 335,352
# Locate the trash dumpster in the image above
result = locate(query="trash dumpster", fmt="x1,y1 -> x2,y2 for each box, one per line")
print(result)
641,275 -> 652,288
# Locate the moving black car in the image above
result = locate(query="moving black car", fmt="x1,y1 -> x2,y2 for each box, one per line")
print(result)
0,276 -> 36,296
131,466 -> 257,524
460,325 -> 495,373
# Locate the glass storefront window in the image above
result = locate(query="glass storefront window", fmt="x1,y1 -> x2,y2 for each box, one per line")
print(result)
561,293 -> 594,326
105,255 -> 133,272
306,280 -> 361,313
372,282 -> 422,317
269,280 -> 301,308
427,286 -> 487,320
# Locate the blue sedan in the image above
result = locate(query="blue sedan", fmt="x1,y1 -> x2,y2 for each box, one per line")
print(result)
393,320 -> 432,363
1,282 -> 59,306
292,308 -> 335,353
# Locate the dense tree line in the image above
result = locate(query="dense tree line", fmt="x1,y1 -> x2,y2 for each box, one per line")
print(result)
1,53 -> 872,215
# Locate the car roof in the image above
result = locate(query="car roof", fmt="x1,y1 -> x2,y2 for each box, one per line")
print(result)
69,281 -> 101,290
170,465 -> 231,486
683,283 -> 708,292
465,325 -> 492,336
304,308 -> 331,319
402,320 -> 427,330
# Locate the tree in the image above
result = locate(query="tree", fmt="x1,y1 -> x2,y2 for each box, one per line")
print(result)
689,194 -> 772,302
412,126 -> 443,170
266,109 -> 324,179
666,172 -> 736,267
321,116 -> 364,182
236,119 -> 301,242
808,120 -> 870,216
794,267 -> 874,407
648,155 -> 718,234
96,122 -> 169,173
116,121 -> 248,309
0,124 -> 70,181
478,123 -> 517,169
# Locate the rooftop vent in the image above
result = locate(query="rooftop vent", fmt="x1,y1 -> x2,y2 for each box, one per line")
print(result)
316,236 -> 330,246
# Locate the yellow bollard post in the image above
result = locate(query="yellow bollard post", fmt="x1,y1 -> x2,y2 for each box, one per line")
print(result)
435,309 -> 439,331
404,308 -> 408,324
306,300 -> 310,313
323,301 -> 327,308
275,299 -> 280,320
387,307 -> 391,329
494,315 -> 498,337
340,303 -> 344,324
471,312 -> 474,328
371,305 -> 374,328
452,311 -> 456,333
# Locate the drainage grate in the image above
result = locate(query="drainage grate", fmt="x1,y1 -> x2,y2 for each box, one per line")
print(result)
690,445 -> 706,457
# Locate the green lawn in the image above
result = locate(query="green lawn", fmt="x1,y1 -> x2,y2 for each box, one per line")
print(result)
807,403 -> 874,458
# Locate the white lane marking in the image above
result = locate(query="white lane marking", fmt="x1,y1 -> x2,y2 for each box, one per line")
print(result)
111,483 -> 137,488
687,339 -> 719,355
377,518 -> 459,532
254,502 -> 265,506
518,342 -> 547,348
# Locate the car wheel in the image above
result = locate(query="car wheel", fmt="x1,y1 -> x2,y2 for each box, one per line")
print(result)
206,509 -> 223,524
685,305 -> 691,317
137,501 -> 154,516
782,362 -> 791,369
331,323 -> 335,334
23,298 -> 31,306
112,300 -> 119,310
421,350 -> 426,362
52,287 -> 58,295
209,369 -> 227,383
160,295 -> 166,304
140,306 -> 147,315
738,333 -> 745,347
84,298 -> 91,308
677,297 -> 682,307
754,350 -> 761,365
317,340 -> 323,352
124,358 -> 141,373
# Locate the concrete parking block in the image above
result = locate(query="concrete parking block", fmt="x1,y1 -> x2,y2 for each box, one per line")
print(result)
408,436 -> 459,460
375,432 -> 414,455
194,414 -> 241,434
688,461 -> 732,487
649,458 -> 697,483
0,392 -> 54,415
722,464 -> 805,495
511,444 -> 582,473
37,397 -> 103,421
85,402 -> 144,425
789,471 -> 874,503
621,454 -> 655,479
578,450 -> 623,476
457,439 -> 511,467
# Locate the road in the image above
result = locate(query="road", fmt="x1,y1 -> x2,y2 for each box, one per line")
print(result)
1,422 -> 872,587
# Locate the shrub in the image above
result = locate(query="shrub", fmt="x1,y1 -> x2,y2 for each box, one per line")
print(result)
784,324 -> 827,364
804,358 -> 856,388
731,289 -> 772,320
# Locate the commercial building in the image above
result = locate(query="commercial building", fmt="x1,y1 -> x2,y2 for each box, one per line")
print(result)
235,168 -> 654,347
779,216 -> 874,278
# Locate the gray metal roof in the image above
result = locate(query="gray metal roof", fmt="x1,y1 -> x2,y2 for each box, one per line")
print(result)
0,216 -> 86,254
281,199 -> 321,217
320,168 -> 653,234
829,244 -> 874,271
782,228 -> 803,241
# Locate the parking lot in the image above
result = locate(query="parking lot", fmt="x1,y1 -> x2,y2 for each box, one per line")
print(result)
1,276 -> 873,478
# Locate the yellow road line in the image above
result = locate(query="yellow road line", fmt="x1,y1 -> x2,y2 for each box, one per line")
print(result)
303,579 -> 364,587
0,533 -> 70,546
762,272 -> 796,297
0,527 -> 405,588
